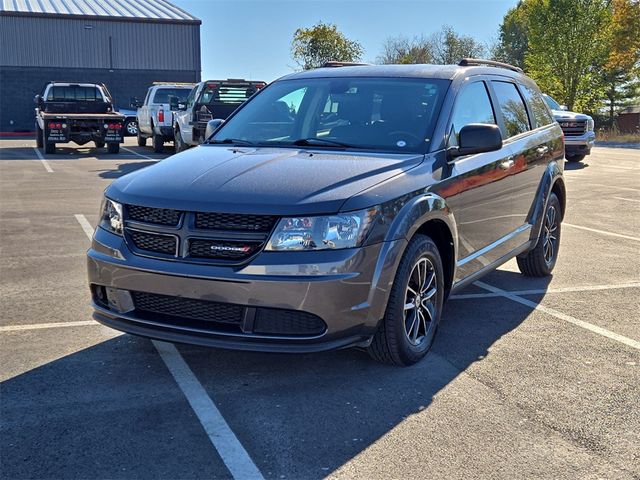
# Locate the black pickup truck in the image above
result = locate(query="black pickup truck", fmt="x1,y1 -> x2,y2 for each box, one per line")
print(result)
35,82 -> 125,154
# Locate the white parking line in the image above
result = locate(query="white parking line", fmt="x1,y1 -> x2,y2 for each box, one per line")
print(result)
32,147 -> 53,172
154,341 -> 264,479
74,214 -> 95,239
73,217 -> 263,480
0,320 -> 97,333
614,197 -> 640,203
451,282 -> 640,300
586,183 -> 640,193
563,223 -> 640,242
122,147 -> 159,162
474,281 -> 640,350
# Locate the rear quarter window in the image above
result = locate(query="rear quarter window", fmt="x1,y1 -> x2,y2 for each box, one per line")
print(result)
491,81 -> 531,138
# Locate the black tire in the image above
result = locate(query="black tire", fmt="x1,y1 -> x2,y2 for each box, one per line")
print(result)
566,154 -> 585,162
137,131 -> 147,147
124,119 -> 138,136
368,234 -> 445,366
107,143 -> 120,154
94,140 -> 105,149
174,126 -> 187,152
44,142 -> 55,154
152,133 -> 164,153
36,123 -> 43,148
517,192 -> 562,277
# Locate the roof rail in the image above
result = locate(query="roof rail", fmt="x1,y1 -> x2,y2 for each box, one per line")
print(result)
321,61 -> 372,68
458,58 -> 523,74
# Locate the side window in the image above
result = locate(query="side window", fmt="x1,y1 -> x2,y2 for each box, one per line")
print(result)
185,87 -> 197,109
520,83 -> 554,128
492,81 -> 531,138
449,81 -> 496,144
143,89 -> 152,106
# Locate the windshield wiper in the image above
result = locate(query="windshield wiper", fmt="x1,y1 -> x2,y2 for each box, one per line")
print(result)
291,138 -> 354,149
208,138 -> 255,146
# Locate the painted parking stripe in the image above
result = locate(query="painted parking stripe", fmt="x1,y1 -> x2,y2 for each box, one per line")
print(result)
614,197 -> 640,203
32,147 -> 53,172
0,320 -> 97,332
585,183 -> 640,193
563,223 -> 640,242
154,341 -> 264,479
122,146 -> 159,162
73,216 -> 263,480
451,282 -> 640,300
474,281 -> 640,351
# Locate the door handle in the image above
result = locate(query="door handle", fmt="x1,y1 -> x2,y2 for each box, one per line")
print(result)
499,156 -> 515,170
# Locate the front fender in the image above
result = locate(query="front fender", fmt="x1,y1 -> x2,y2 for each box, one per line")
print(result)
526,161 -> 565,249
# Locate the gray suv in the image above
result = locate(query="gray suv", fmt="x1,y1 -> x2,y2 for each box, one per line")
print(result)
88,59 -> 565,366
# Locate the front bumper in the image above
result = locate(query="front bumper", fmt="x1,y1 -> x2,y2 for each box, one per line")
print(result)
564,131 -> 595,155
87,227 -> 405,352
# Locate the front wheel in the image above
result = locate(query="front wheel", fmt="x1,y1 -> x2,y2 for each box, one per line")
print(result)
36,123 -> 43,148
368,234 -> 444,366
44,142 -> 55,154
94,140 -> 105,149
152,134 -> 164,153
517,192 -> 561,277
566,154 -> 585,162
107,143 -> 120,154
174,127 -> 187,152
137,131 -> 147,147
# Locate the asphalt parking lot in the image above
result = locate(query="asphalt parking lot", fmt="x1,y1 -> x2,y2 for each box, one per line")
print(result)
1,137 -> 638,479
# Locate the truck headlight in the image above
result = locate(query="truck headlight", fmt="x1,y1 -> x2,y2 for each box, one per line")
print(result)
587,118 -> 594,131
265,208 -> 378,251
99,197 -> 123,235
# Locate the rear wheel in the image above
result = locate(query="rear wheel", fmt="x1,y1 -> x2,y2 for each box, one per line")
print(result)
94,140 -> 105,149
137,131 -> 147,147
368,234 -> 444,366
566,154 -> 585,162
36,123 -> 43,148
174,126 -> 187,152
517,192 -> 561,277
44,142 -> 55,154
124,119 -> 138,136
107,143 -> 120,154
152,133 -> 164,153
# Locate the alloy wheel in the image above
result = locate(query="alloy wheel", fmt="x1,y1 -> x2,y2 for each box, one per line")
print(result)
543,205 -> 558,265
403,257 -> 438,346
126,121 -> 138,136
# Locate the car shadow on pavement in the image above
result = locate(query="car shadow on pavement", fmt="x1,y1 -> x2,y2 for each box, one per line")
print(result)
1,270 -> 551,479
96,161 -> 157,179
564,161 -> 588,170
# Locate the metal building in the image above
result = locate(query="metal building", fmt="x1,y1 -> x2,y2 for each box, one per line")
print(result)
0,0 -> 201,132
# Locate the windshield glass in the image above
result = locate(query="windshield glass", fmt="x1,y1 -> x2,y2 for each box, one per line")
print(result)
543,94 -> 561,110
47,86 -> 102,102
152,88 -> 191,104
211,77 -> 450,153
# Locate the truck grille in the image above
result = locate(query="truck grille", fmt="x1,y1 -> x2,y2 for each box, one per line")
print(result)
558,120 -> 586,137
127,205 -> 182,226
123,204 -> 277,264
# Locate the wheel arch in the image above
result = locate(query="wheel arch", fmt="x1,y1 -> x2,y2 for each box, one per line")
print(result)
525,161 -> 565,249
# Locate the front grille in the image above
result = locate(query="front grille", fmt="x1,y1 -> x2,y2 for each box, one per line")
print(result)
132,291 -> 244,325
254,308 -> 326,336
129,230 -> 176,255
189,239 -> 263,260
127,205 -> 182,226
195,212 -> 277,232
558,120 -> 586,137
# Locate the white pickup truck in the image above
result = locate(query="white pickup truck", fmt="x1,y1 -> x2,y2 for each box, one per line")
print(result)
134,83 -> 194,153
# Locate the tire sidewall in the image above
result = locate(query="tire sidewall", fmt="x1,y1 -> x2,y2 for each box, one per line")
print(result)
543,193 -> 561,271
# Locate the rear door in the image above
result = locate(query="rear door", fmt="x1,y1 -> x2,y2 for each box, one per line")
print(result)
137,88 -> 152,134
439,78 -> 518,281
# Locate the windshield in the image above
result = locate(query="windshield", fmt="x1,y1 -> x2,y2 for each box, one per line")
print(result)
47,86 -> 103,102
211,77 -> 450,153
152,88 -> 191,104
543,94 -> 561,110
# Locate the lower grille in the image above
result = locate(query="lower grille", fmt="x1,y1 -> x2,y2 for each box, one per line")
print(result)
132,291 -> 244,325
254,308 -> 326,336
129,230 -> 177,255
559,120 -> 586,136
189,239 -> 263,260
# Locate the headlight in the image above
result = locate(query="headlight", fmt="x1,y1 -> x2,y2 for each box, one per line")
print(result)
587,118 -> 594,131
265,208 -> 378,251
99,197 -> 123,235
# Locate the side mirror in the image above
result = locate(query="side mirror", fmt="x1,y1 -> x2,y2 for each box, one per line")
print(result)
559,105 -> 568,111
448,124 -> 503,159
205,119 -> 225,139
130,97 -> 141,109
34,94 -> 42,105
178,102 -> 187,111
169,95 -> 179,111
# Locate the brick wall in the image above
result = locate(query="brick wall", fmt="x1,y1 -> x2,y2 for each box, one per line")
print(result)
0,66 -> 200,132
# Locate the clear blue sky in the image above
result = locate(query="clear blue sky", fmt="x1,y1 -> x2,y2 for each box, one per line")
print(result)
171,0 -> 518,82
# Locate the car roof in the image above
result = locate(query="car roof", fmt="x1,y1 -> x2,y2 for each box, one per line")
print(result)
277,64 -> 524,82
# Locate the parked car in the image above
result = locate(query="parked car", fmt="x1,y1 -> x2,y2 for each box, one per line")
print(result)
116,106 -> 138,136
134,83 -> 194,153
88,59 -> 565,366
173,79 -> 266,152
35,82 -> 125,154
543,94 -> 595,162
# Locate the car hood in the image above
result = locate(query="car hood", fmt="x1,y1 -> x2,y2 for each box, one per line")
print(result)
551,109 -> 592,121
107,145 -> 424,215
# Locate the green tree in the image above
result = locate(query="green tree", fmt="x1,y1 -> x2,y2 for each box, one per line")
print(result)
525,0 -> 612,111
429,26 -> 486,64
493,1 -> 529,68
378,35 -> 433,64
291,22 -> 363,70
